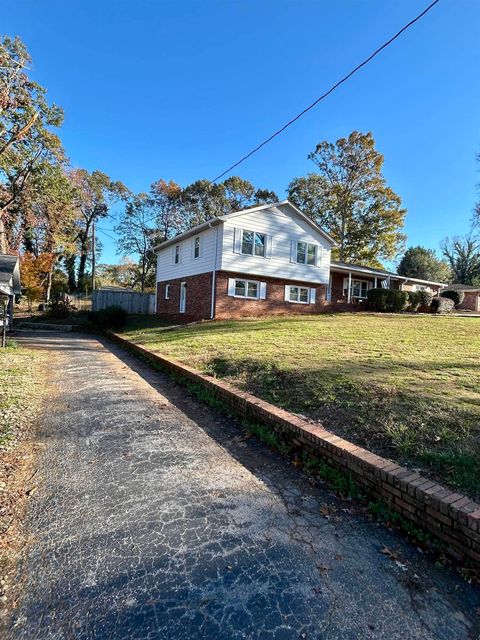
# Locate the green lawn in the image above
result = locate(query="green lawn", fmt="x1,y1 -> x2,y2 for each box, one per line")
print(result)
119,314 -> 480,499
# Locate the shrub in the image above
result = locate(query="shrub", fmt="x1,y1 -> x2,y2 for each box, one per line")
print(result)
367,288 -> 390,311
430,297 -> 455,314
416,290 -> 434,308
45,298 -> 70,319
441,289 -> 465,307
408,290 -> 434,312
408,291 -> 421,312
89,305 -> 128,329
367,288 -> 408,312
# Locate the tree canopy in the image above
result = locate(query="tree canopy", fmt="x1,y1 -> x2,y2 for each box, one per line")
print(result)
288,131 -> 406,267
397,246 -> 451,283
441,236 -> 480,285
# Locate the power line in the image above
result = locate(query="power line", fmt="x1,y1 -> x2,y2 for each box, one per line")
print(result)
96,227 -> 117,241
211,0 -> 441,183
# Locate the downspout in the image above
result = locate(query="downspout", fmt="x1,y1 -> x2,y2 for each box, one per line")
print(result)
154,251 -> 158,314
210,224 -> 219,319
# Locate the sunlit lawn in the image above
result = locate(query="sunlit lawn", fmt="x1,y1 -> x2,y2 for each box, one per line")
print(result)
120,313 -> 480,498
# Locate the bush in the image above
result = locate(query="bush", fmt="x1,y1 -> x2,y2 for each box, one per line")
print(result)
416,290 -> 434,308
430,297 -> 455,314
408,290 -> 434,312
408,291 -> 421,311
441,289 -> 465,307
45,298 -> 70,319
89,305 -> 128,329
367,288 -> 409,313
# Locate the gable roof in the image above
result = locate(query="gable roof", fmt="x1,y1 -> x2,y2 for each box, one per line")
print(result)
0,254 -> 21,296
154,200 -> 337,251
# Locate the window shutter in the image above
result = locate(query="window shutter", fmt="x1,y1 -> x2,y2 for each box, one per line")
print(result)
309,288 -> 316,304
315,246 -> 322,267
233,228 -> 242,253
171,247 -> 176,264
343,277 -> 349,290
259,282 -> 267,299
290,240 -> 297,263
284,284 -> 290,301
228,278 -> 236,296
265,235 -> 272,259
198,236 -> 202,258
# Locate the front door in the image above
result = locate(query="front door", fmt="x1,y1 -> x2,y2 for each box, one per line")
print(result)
179,282 -> 186,313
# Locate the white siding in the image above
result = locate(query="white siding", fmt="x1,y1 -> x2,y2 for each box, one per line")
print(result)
219,204 -> 331,284
156,226 -> 223,282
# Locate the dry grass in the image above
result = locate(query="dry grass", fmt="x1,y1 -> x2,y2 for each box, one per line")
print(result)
0,341 -> 46,622
120,313 -> 480,498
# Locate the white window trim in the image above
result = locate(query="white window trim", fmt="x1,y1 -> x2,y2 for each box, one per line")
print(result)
179,281 -> 187,313
193,235 -> 201,259
351,278 -> 369,299
234,227 -> 271,259
285,285 -> 316,304
293,240 -> 318,266
228,278 -> 266,300
165,284 -> 170,300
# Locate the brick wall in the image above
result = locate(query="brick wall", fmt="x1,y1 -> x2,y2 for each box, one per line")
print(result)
458,291 -> 480,312
214,270 -> 327,319
156,272 -> 213,322
107,330 -> 480,567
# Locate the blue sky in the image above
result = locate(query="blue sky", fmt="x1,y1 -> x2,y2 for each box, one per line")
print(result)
3,0 -> 479,265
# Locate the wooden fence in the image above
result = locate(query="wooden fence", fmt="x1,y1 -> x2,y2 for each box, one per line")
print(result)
92,290 -> 156,315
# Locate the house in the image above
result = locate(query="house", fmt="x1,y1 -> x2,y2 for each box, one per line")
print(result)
0,253 -> 21,329
328,261 -> 444,308
154,201 -> 444,320
440,284 -> 480,312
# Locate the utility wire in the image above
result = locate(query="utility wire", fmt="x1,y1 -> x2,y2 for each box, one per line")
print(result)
211,0 -> 441,183
96,227 -> 117,241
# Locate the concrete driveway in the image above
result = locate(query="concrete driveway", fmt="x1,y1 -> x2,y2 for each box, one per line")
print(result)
9,332 -> 480,640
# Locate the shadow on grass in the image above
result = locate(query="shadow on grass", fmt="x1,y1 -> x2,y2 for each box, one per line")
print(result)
202,356 -> 480,500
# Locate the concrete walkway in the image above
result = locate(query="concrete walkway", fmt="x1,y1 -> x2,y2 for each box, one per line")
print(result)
9,332 -> 480,640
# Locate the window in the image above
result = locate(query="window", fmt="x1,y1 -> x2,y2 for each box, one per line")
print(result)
165,284 -> 170,300
285,285 -> 315,304
351,279 -> 368,298
228,278 -> 266,300
234,279 -> 258,299
296,241 -> 316,265
174,245 -> 180,264
241,230 -> 266,257
194,236 -> 200,259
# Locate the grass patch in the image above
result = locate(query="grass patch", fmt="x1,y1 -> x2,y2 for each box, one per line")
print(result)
118,314 -> 480,499
0,343 -> 45,448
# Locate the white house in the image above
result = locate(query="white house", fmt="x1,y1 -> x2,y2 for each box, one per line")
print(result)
154,201 -> 444,320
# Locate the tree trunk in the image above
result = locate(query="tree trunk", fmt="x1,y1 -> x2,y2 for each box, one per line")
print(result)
0,218 -> 7,254
65,255 -> 77,291
77,251 -> 88,291
45,267 -> 53,302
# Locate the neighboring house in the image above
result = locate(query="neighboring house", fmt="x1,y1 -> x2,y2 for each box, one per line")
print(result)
440,284 -> 480,312
0,253 -> 21,329
154,201 -> 444,321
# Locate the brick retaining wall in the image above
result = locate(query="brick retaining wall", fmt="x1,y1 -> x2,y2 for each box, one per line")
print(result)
107,331 -> 480,567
